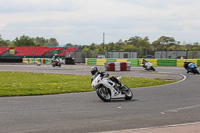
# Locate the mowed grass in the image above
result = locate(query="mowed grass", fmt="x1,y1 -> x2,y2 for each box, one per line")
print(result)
0,71 -> 176,97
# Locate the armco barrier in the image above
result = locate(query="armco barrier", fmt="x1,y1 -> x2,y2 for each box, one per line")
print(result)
96,59 -> 106,65
176,59 -> 185,67
86,58 -> 138,66
127,59 -> 138,66
107,58 -> 116,62
198,60 -> 200,67
138,59 -> 157,66
177,59 -> 198,67
116,59 -> 127,62
157,59 -> 177,66
86,58 -> 96,65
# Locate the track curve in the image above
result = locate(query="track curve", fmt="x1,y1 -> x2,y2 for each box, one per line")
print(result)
0,64 -> 199,133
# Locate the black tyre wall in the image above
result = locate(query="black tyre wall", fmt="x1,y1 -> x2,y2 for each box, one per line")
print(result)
0,58 -> 22,63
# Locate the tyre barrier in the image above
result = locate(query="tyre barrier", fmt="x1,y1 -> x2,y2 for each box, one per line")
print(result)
0,58 -> 22,63
23,58 -> 51,64
104,62 -> 131,71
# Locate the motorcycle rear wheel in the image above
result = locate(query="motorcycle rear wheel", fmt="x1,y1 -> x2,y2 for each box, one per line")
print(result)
96,87 -> 111,102
122,85 -> 133,100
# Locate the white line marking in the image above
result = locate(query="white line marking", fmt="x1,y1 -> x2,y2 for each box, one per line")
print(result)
165,104 -> 200,113
134,73 -> 187,90
99,122 -> 200,133
16,129 -> 38,133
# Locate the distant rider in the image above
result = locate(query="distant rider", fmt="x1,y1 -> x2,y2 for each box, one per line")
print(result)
183,60 -> 193,74
90,66 -> 123,89
52,54 -> 60,62
141,58 -> 147,69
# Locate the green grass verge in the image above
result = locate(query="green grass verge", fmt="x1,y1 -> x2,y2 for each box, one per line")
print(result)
0,71 -> 176,97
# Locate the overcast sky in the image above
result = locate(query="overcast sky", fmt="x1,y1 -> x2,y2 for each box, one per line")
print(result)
0,0 -> 200,46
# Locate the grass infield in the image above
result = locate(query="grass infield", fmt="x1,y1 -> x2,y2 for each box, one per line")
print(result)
0,71 -> 176,97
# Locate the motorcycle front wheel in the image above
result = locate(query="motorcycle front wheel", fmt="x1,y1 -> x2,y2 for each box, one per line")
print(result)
194,68 -> 200,74
151,66 -> 155,71
96,87 -> 111,102
122,85 -> 133,100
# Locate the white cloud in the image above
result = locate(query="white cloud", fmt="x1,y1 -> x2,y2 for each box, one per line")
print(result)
1,0 -> 200,45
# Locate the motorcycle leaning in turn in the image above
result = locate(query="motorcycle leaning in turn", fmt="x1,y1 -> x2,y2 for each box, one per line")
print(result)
91,73 -> 133,102
142,61 -> 156,71
187,62 -> 199,74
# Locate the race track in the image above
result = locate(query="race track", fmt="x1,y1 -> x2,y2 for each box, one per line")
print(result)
0,64 -> 200,133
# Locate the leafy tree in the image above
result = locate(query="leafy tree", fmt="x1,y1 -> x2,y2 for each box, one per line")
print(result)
0,35 -> 9,46
125,36 -> 142,47
96,44 -> 104,53
34,37 -> 46,46
121,44 -> 136,51
192,42 -> 200,51
105,42 -> 115,51
89,43 -> 96,51
45,38 -> 59,46
13,35 -> 35,46
152,36 -> 176,51
65,43 -> 73,47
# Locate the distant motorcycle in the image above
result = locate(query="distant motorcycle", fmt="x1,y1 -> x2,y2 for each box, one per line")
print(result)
187,63 -> 199,74
37,59 -> 41,66
91,73 -> 133,102
143,61 -> 155,71
52,58 -> 61,67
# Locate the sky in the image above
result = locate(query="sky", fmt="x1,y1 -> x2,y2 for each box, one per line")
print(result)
0,0 -> 200,46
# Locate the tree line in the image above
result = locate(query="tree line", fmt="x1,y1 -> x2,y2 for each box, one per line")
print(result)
0,35 -> 59,47
1,34 -> 200,57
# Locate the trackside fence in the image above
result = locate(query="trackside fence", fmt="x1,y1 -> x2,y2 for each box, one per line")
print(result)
85,58 -> 200,67
22,58 -> 200,67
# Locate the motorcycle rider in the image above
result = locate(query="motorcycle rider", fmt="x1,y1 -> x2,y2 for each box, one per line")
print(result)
141,58 -> 147,69
52,54 -> 60,62
52,54 -> 59,60
183,60 -> 193,74
90,66 -> 123,89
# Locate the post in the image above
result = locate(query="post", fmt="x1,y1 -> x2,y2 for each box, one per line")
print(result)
103,33 -> 105,50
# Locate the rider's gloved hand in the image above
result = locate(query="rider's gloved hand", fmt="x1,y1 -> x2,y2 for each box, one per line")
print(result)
104,73 -> 109,78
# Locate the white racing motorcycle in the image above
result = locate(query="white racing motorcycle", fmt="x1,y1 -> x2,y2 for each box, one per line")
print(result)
91,73 -> 133,102
144,61 -> 155,71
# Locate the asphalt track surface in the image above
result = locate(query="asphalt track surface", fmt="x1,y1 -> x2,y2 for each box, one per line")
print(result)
0,64 -> 200,133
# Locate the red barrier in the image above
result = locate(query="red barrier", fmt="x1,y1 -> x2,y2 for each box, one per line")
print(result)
106,62 -> 130,71
108,62 -> 115,71
120,62 -> 127,71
